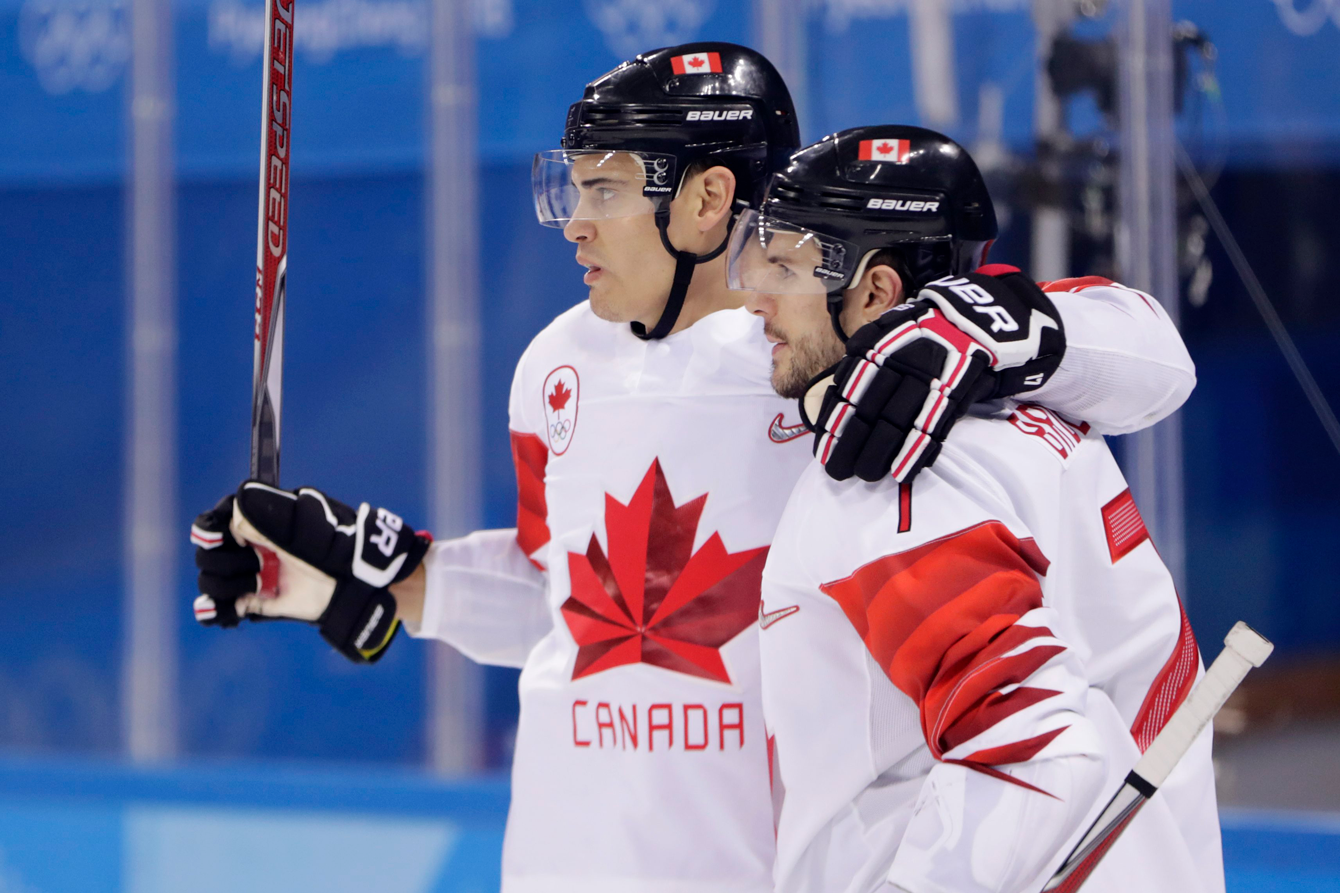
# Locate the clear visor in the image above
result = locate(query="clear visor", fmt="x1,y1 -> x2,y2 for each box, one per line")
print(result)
532,149 -> 676,227
726,208 -> 859,296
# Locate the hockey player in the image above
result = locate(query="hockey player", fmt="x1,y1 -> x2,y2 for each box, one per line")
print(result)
732,125 -> 1219,893
190,50 -> 1200,893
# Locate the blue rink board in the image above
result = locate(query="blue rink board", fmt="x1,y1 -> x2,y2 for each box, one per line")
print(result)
0,756 -> 1332,892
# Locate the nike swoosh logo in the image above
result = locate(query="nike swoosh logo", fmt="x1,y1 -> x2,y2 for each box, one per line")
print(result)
769,413 -> 809,444
759,603 -> 800,630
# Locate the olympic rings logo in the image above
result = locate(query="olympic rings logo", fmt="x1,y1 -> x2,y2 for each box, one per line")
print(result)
550,418 -> 573,441
1273,0 -> 1340,35
19,0 -> 130,95
583,0 -> 716,60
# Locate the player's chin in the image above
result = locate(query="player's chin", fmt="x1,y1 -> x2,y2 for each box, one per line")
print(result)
771,356 -> 808,400
587,284 -> 626,322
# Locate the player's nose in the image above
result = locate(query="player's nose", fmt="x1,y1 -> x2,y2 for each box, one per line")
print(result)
743,290 -> 773,319
563,217 -> 594,243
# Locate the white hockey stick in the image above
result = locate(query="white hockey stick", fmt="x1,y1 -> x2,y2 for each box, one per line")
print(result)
1043,621 -> 1274,893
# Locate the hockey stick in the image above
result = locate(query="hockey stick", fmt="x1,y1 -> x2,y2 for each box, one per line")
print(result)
1042,621 -> 1274,892
251,0 -> 295,486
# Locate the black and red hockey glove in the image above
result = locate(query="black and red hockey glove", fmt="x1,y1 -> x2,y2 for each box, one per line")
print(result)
190,482 -> 431,664
803,265 -> 1066,483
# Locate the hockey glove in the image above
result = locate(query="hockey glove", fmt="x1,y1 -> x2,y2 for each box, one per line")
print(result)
804,265 -> 1066,483
190,482 -> 431,664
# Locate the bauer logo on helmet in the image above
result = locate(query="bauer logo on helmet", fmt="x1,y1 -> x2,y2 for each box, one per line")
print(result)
866,198 -> 940,212
685,108 -> 755,122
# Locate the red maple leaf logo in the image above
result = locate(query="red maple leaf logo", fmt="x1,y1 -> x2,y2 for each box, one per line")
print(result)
548,380 -> 572,412
688,56 -> 705,68
877,141 -> 894,155
561,459 -> 768,683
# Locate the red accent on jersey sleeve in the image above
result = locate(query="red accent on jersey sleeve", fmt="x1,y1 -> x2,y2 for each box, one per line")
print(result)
1130,599 -> 1200,751
960,726 -> 1067,769
820,522 -> 1069,783
1038,276 -> 1117,293
510,430 -> 550,569
944,753 -> 1060,798
1101,488 -> 1149,562
1040,275 -> 1162,313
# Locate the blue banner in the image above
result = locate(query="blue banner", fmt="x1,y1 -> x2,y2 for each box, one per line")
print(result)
4,0 -> 1340,184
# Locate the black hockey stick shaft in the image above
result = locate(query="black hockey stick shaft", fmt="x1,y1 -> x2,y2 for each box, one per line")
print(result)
251,0 -> 294,486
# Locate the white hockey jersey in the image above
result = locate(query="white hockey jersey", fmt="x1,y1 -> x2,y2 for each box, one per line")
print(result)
759,403 -> 1221,893
482,303 -> 810,893
410,277 -> 1200,893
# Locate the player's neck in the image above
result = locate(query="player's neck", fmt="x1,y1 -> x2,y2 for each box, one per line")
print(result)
665,254 -> 742,335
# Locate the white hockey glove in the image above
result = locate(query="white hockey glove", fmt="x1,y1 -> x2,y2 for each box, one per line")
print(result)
190,482 -> 431,664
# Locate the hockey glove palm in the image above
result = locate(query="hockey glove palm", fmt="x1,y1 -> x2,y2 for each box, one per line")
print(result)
191,482 -> 430,664
805,265 -> 1066,483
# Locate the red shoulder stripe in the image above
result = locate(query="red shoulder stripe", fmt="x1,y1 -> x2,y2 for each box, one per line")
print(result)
510,430 -> 550,569
821,522 -> 1068,773
1038,275 -> 1116,293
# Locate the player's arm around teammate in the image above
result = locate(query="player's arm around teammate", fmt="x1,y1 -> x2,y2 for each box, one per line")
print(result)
789,128 -> 1194,485
733,127 -> 1147,893
746,240 -> 1110,893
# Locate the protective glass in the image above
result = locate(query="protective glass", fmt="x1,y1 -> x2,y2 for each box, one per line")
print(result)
532,149 -> 676,227
726,208 -> 859,295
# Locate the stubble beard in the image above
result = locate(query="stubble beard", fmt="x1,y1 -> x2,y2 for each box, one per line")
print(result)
769,323 -> 845,400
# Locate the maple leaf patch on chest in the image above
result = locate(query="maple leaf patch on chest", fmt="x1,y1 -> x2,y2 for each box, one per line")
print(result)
562,459 -> 768,683
542,365 -> 579,455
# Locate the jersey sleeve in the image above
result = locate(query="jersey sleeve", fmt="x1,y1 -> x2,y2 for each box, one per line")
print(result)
824,513 -> 1107,893
408,349 -> 553,666
410,528 -> 550,667
1029,277 -> 1196,435
508,346 -> 552,570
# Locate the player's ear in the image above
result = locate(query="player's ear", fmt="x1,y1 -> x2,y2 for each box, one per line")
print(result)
689,165 -> 736,232
867,264 -> 905,313
845,263 -> 904,328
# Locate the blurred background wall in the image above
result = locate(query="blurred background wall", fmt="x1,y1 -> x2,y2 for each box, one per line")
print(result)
0,0 -> 1337,823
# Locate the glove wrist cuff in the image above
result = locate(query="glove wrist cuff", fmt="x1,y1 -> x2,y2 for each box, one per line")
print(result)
319,580 -> 401,664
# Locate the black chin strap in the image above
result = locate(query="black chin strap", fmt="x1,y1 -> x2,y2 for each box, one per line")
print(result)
631,208 -> 737,341
828,298 -> 849,343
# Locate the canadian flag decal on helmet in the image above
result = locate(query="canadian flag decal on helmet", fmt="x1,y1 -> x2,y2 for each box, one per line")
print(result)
671,52 -> 722,75
859,139 -> 911,163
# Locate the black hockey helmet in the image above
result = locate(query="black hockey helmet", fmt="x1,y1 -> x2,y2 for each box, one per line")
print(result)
534,43 -> 800,340
726,125 -> 998,339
